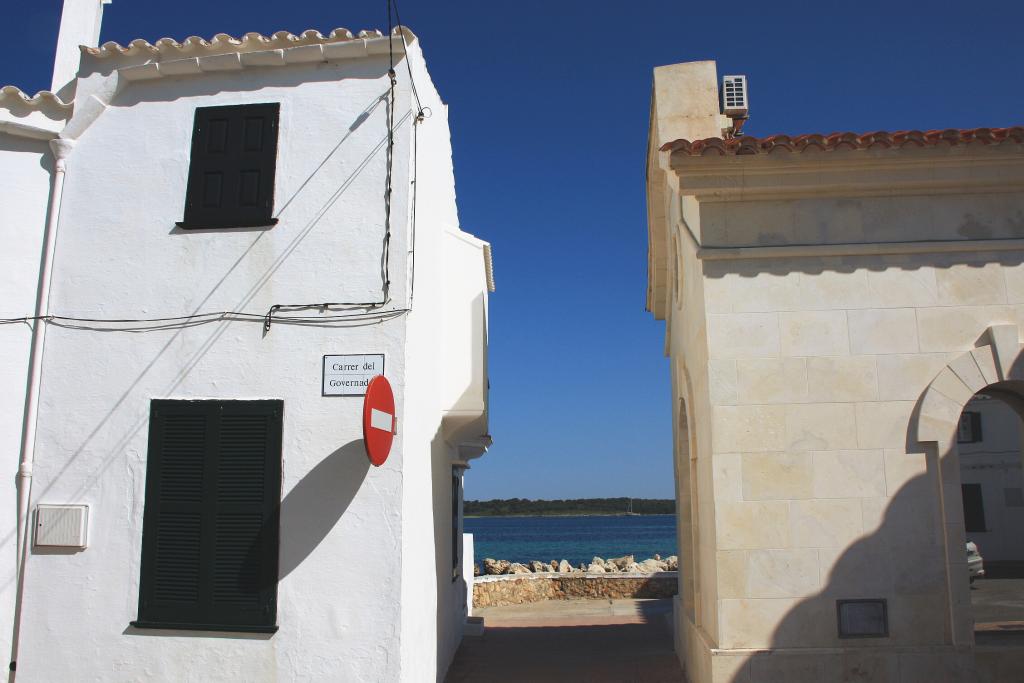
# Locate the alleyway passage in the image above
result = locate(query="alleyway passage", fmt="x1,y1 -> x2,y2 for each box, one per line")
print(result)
445,599 -> 686,683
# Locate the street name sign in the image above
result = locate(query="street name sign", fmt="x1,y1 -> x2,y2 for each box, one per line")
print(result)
322,354 -> 384,396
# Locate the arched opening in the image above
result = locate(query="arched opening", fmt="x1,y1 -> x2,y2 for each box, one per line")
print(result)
912,327 -> 1024,658
955,385 -> 1024,641
674,368 -> 700,628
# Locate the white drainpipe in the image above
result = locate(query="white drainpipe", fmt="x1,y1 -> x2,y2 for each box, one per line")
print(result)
11,137 -> 74,673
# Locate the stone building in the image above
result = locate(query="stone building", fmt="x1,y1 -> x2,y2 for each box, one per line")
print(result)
0,1 -> 491,680
646,60 -> 1024,681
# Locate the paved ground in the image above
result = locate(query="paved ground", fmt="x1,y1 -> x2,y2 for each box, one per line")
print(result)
445,598 -> 686,683
443,584 -> 1024,681
973,577 -> 1024,647
972,577 -> 1024,625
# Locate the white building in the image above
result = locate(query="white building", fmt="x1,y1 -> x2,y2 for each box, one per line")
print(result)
0,1 -> 492,680
958,396 -> 1024,566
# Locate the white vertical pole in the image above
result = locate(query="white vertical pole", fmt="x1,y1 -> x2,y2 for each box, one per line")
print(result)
51,1 -> 110,94
463,533 -> 474,616
10,137 -> 74,676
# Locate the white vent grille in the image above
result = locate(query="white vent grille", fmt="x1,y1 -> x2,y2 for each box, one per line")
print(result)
35,505 -> 89,548
722,75 -> 748,117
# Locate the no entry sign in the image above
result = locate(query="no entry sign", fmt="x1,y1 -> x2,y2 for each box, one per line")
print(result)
362,375 -> 396,466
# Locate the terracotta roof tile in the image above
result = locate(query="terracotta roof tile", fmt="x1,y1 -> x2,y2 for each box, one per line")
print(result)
0,85 -> 72,114
660,127 -> 1024,156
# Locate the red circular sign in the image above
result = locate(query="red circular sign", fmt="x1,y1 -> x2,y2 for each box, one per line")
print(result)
362,375 -> 396,466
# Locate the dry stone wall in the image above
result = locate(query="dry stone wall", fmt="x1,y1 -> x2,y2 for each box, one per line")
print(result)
473,572 -> 678,608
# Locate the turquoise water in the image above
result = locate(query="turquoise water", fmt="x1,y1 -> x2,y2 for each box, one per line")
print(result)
464,514 -> 677,567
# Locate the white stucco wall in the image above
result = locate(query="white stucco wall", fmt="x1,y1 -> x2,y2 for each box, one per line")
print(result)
51,0 -> 106,97
9,37 -> 486,681
398,37 -> 491,680
463,533 -> 474,615
0,132 -> 52,664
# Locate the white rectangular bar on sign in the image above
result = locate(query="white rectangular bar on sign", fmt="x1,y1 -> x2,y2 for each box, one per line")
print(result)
323,354 -> 385,396
370,408 -> 393,432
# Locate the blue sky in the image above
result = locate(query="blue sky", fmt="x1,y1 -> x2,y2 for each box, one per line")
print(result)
5,1 -> 1023,500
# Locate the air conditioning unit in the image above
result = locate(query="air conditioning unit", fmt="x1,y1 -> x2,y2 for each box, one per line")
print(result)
722,75 -> 749,118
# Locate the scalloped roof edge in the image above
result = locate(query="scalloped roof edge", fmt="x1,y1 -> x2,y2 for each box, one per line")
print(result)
82,27 -> 411,58
0,86 -> 73,114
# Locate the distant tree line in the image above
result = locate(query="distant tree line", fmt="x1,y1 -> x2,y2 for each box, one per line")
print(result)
464,497 -> 675,516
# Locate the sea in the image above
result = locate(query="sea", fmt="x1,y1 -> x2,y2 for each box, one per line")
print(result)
463,514 -> 677,567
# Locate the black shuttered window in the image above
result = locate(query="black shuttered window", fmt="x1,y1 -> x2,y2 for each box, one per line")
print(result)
452,472 -> 461,580
134,400 -> 283,633
178,103 -> 280,230
962,483 -> 987,533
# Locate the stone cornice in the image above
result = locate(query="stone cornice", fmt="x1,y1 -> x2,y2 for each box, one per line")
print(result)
694,236 -> 1024,262
668,144 -> 1024,202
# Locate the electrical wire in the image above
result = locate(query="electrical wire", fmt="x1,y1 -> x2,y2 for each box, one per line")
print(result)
0,309 -> 409,333
408,102 -> 419,304
265,3 -> 406,332
0,3 -> 426,337
386,0 -> 428,304
383,33 -> 396,310
389,0 -> 428,119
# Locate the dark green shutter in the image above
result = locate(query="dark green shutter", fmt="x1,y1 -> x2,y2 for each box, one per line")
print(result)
958,411 -> 983,443
962,483 -> 987,533
135,400 -> 282,632
451,473 -> 460,578
970,412 -> 983,442
179,103 -> 280,229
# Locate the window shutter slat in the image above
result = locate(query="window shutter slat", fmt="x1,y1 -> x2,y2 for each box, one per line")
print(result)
152,511 -> 202,603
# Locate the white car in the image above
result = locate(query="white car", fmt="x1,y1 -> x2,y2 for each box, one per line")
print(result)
967,541 -> 985,583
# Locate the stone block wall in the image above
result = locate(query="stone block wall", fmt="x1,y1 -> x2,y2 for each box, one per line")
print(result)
648,58 -> 1024,683
695,245 -> 1024,650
